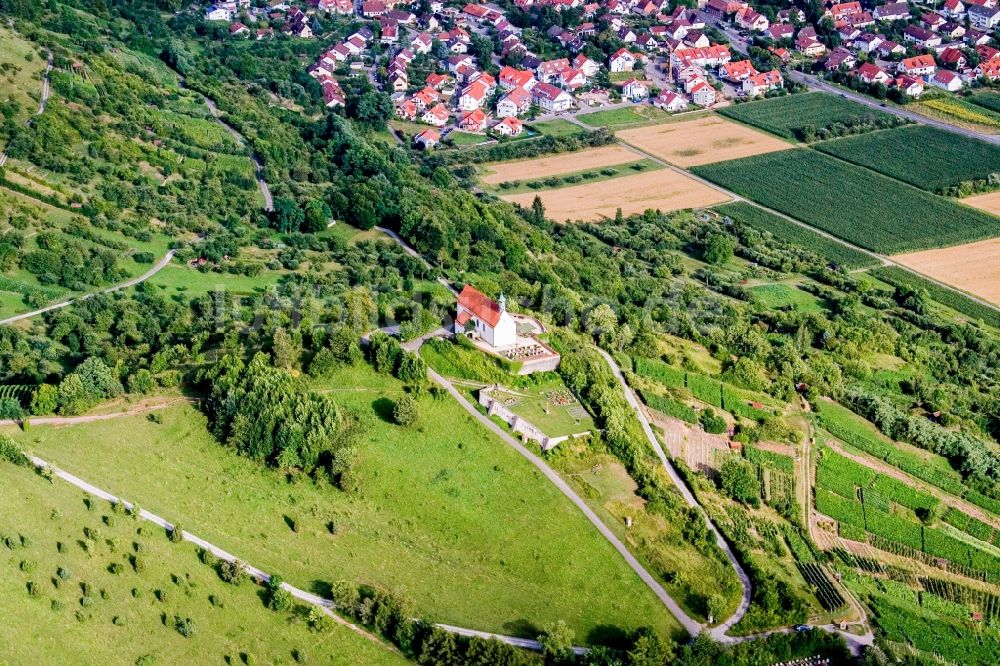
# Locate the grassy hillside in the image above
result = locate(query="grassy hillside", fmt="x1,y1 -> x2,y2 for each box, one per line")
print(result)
3,363 -> 682,643
0,459 -> 405,666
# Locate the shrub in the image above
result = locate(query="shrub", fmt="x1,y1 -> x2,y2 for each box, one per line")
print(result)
218,559 -> 248,585
168,524 -> 183,543
392,395 -> 418,426
699,408 -> 727,434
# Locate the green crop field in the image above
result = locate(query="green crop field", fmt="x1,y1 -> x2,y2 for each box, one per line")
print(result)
718,93 -> 899,141
714,202 -> 877,268
694,150 -> 1000,253
816,125 -> 1000,194
969,91 -> 1000,114
3,363 -> 681,642
0,460 -> 404,666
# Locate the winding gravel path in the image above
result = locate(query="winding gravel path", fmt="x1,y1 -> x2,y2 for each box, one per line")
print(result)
0,250 -> 176,326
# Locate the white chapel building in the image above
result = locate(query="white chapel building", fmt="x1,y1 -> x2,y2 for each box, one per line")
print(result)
455,285 -> 517,349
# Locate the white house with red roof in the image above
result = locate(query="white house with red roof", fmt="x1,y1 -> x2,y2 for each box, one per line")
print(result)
609,48 -> 637,72
931,69 -> 963,91
742,69 -> 783,96
497,87 -> 532,116
455,286 -> 517,349
494,116 -> 524,136
653,90 -> 688,112
621,78 -> 649,100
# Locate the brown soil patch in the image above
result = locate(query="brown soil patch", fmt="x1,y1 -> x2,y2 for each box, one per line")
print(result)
481,145 -> 640,184
617,114 -> 792,167
891,237 -> 1000,308
963,190 -> 1000,216
502,168 -> 730,222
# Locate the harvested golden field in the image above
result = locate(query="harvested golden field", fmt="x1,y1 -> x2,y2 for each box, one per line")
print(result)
963,190 -> 1000,216
503,168 -> 731,222
892,237 -> 1000,307
480,145 -> 640,184
617,115 -> 792,167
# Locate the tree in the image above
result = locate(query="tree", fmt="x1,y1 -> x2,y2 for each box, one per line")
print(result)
530,195 -> 546,225
128,369 -> 155,395
395,352 -> 426,383
0,398 -> 22,419
266,575 -> 292,612
353,91 -> 392,128
368,332 -> 401,374
218,559 -> 248,585
56,373 -> 90,416
538,620 -> 575,664
586,303 -> 617,342
30,384 -> 58,415
307,348 -> 337,377
393,394 -> 418,426
627,627 -> 674,666
703,233 -> 736,265
719,456 -> 761,507
271,328 -> 298,369
270,197 -> 305,232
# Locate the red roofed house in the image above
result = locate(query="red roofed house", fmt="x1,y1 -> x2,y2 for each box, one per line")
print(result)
720,59 -> 759,82
413,128 -> 440,150
899,54 -> 937,78
931,68 -> 963,91
455,285 -> 517,349
857,62 -> 889,84
494,116 -> 524,136
742,69 -> 783,96
459,108 -> 489,132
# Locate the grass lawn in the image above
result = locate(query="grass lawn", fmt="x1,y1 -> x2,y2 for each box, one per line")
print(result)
750,283 -> 827,314
578,106 -> 670,128
530,119 -> 587,138
4,363 -> 682,644
146,264 -> 287,298
0,460 -> 405,666
489,377 -> 595,437
447,131 -> 490,146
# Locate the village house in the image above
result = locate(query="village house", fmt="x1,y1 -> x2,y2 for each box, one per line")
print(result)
720,59 -> 759,82
413,128 -> 440,150
494,116 -> 524,136
690,79 -> 717,106
204,4 -> 233,21
899,54 -> 937,78
396,99 -> 418,121
977,58 -> 1000,80
572,54 -> 600,77
609,48 -> 637,72
497,86 -> 532,116
499,66 -> 537,90
943,0 -> 966,17
939,47 -> 968,69
743,69 -> 783,96
857,62 -> 890,84
458,80 -> 490,111
532,82 -> 574,112
621,78 -> 649,100
824,47 -> 857,71
536,58 -> 570,83
459,108 -> 490,132
735,6 -> 769,32
969,4 -> 1000,29
767,24 -> 795,41
893,74 -> 925,97
455,286 -> 517,350
854,33 -> 883,54
931,68 -> 963,91
653,90 -> 688,111
795,34 -> 827,57
559,68 -> 588,90
671,44 -> 732,68
421,103 -> 450,126
874,2 -> 909,21
903,25 -> 942,48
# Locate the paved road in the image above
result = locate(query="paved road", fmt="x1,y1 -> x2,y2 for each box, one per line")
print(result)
595,348 -> 875,653
404,332 -> 705,637
787,71 -> 1000,146
593,348 -> 752,638
0,249 -> 176,326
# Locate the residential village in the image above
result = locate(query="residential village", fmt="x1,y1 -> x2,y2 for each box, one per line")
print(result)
201,0 -> 1000,147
